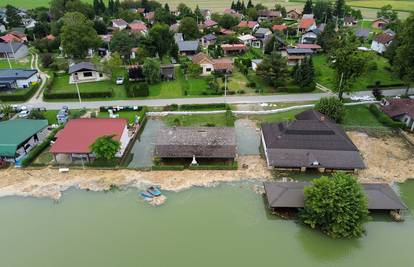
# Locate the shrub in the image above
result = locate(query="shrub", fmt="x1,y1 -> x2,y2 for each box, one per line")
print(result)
366,61 -> 378,71
225,108 -> 235,127
40,53 -> 54,68
315,97 -> 345,122
0,83 -> 39,102
368,104 -> 405,129
299,173 -> 369,239
152,165 -> 185,171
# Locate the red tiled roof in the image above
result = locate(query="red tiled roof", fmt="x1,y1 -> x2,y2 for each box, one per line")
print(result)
50,118 -> 127,154
192,52 -> 214,64
144,11 -> 155,20
272,24 -> 287,31
299,18 -> 315,29
204,19 -> 218,28
219,29 -> 235,35
213,58 -> 233,71
296,43 -> 321,49
221,44 -> 247,51
381,99 -> 414,118
45,34 -> 56,41
129,22 -> 147,32
0,33 -> 25,43
237,21 -> 258,28
374,33 -> 394,44
112,18 -> 128,27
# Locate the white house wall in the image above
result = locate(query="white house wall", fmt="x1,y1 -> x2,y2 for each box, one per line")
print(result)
16,74 -> 39,88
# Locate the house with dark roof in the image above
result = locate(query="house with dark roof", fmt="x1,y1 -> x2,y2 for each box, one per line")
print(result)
154,127 -> 237,162
281,48 -> 313,65
160,64 -> 175,80
296,43 -> 321,52
202,19 -> 218,29
0,119 -> 49,163
356,28 -> 370,40
201,33 -> 216,46
0,68 -> 38,90
300,28 -> 320,44
261,110 -> 365,172
381,99 -> 414,131
50,118 -> 131,163
287,9 -> 302,20
371,32 -> 394,54
0,42 -> 28,59
344,16 -> 357,27
257,10 -> 281,22
68,62 -> 109,84
372,17 -> 389,30
177,40 -> 200,55
221,44 -> 247,55
263,181 -> 407,213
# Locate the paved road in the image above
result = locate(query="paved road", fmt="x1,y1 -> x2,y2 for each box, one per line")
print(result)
18,88 -> 411,110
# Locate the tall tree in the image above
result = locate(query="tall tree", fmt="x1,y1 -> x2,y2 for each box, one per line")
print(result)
61,12 -> 100,58
90,135 -> 121,160
256,51 -> 288,88
178,17 -> 200,40
377,5 -> 398,21
5,5 -> 22,28
147,23 -> 174,58
330,33 -> 369,99
334,0 -> 345,19
110,31 -> 135,60
143,57 -> 161,84
218,14 -> 239,29
316,22 -> 336,52
303,0 -> 313,15
194,5 -> 204,23
177,3 -> 193,18
247,0 -> 253,9
50,0 -> 66,20
313,1 -> 333,24
392,13 -> 414,95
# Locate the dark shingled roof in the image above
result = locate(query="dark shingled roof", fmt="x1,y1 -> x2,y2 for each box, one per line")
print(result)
0,42 -> 25,53
264,182 -> 407,210
155,127 -> 236,158
381,99 -> 414,118
261,110 -> 365,170
0,68 -> 37,80
68,62 -> 97,74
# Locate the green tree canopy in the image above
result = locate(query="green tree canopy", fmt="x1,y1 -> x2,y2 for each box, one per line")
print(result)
315,96 -> 345,122
377,5 -> 398,21
256,51 -> 288,88
147,23 -> 175,59
143,57 -> 161,84
178,17 -> 200,40
90,135 -> 121,160
5,5 -> 22,28
218,14 -> 239,29
303,0 -> 313,14
110,30 -> 136,61
299,173 -> 369,239
61,12 -> 100,58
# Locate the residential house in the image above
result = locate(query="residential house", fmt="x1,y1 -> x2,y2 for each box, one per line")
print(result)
300,28 -> 320,44
381,99 -> 414,131
0,32 -> 27,43
371,32 -> 394,54
372,17 -> 389,30
219,28 -> 235,36
221,44 -> 247,55
144,11 -> 155,23
251,59 -> 262,71
287,9 -> 302,20
253,28 -> 272,48
0,23 -> 5,33
174,33 -> 184,43
261,109 -> 365,172
177,40 -> 200,55
201,33 -> 216,47
68,62 -> 109,84
112,19 -> 128,30
202,19 -> 218,30
343,16 -> 357,27
160,64 -> 175,80
0,119 -> 49,163
154,127 -> 237,162
0,68 -> 38,90
282,48 -> 313,65
0,42 -> 29,59
22,18 -> 36,29
238,34 -> 260,48
296,43 -> 321,52
223,8 -> 243,19
200,9 -> 212,20
272,24 -> 287,32
237,21 -> 259,31
128,20 -> 147,34
355,28 -> 370,40
298,17 -> 316,33
257,10 -> 281,22
192,52 -> 233,75
50,118 -> 131,163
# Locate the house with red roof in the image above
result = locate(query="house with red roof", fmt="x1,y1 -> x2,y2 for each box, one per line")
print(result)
298,17 -> 316,32
50,118 -> 131,163
112,19 -> 128,30
219,28 -> 235,35
381,99 -> 414,131
372,17 -> 389,30
129,20 -> 147,34
192,52 -> 233,75
237,21 -> 259,30
202,19 -> 218,29
144,11 -> 155,23
371,32 -> 394,54
257,10 -> 281,22
272,24 -> 288,32
0,32 -> 27,43
287,9 -> 302,20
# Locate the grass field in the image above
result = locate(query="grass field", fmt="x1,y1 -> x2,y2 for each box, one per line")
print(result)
313,54 -> 402,91
163,113 -> 229,127
347,0 -> 414,11
52,75 -> 113,93
0,55 -> 31,69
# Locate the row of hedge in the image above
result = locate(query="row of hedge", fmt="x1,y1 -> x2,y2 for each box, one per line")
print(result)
163,103 -> 230,111
368,104 -> 406,129
188,162 -> 238,170
0,83 -> 39,102
366,83 -> 405,89
152,165 -> 185,171
21,126 -> 62,167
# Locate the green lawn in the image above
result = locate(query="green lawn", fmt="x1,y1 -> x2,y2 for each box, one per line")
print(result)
341,105 -> 385,128
313,54 -> 403,91
51,74 -> 114,93
42,110 -> 59,125
0,55 -> 32,69
244,108 -> 310,124
98,110 -> 141,124
163,113 -> 229,127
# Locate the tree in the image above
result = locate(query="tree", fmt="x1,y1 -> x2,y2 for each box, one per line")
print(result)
315,96 -> 345,122
110,30 -> 135,61
5,5 -> 22,28
377,5 -> 398,21
155,7 -> 176,25
274,4 -> 287,18
90,135 -> 121,160
65,0 -> 95,19
392,13 -> 414,95
177,3 -> 193,18
40,53 -> 54,68
178,17 -> 200,40
0,104 -> 13,120
194,5 -> 204,23
299,173 -> 369,239
105,52 -> 122,73
218,14 -> 239,29
334,0 -> 345,19
256,51 -> 288,88
293,57 -> 315,90
50,0 -> 67,19
247,0 -> 254,9
143,58 -> 161,84
93,20 -> 108,35
330,33 -> 369,99
313,1 -> 333,24
61,12 -> 100,58
33,21 -> 51,38
372,82 -> 383,101
316,22 -> 336,52
303,0 -> 313,14
28,110 -> 46,120
147,23 -> 174,58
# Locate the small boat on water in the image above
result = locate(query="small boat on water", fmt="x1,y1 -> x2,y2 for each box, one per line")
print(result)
147,186 -> 161,197
140,191 -> 154,200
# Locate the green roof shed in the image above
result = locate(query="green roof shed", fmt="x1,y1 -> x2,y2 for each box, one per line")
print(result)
0,119 -> 48,157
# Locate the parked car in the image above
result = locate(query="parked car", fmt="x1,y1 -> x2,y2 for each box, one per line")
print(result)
18,110 -> 30,118
116,76 -> 124,85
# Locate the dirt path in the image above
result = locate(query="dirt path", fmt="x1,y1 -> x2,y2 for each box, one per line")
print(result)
348,131 -> 414,183
0,156 -> 272,200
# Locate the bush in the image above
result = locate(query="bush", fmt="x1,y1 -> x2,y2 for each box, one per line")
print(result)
299,173 -> 369,239
152,165 -> 185,171
315,97 -> 345,122
0,83 -> 39,102
188,161 -> 238,170
40,53 -> 54,68
179,103 -> 228,111
366,61 -> 378,71
225,109 -> 235,127
247,82 -> 256,88
368,104 -> 406,129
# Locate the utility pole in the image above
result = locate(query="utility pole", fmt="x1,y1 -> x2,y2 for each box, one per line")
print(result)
75,79 -> 82,106
5,52 -> 12,69
224,74 -> 227,97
